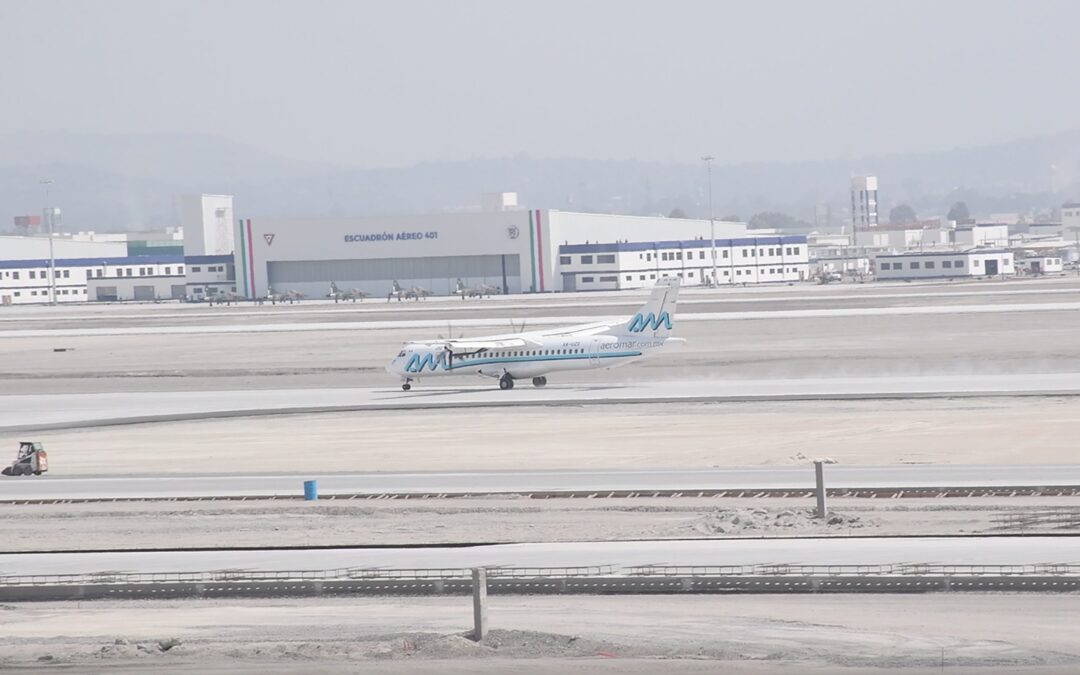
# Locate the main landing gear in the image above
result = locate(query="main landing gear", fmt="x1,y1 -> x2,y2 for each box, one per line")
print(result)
532,376 -> 547,388
499,374 -> 515,390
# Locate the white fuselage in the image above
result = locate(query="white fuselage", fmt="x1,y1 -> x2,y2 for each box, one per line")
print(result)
386,333 -> 675,382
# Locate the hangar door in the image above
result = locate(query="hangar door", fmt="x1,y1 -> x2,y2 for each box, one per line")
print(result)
267,254 -> 522,298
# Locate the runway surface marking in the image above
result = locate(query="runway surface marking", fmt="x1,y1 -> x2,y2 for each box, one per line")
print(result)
4,301 -> 1080,337
2,537 -> 1078,576
1,285 -> 1076,324
4,373 -> 1080,431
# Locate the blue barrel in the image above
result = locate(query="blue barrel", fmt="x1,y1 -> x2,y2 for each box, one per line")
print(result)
303,480 -> 318,501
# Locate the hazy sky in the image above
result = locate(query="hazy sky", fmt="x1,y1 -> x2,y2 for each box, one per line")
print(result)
2,0 -> 1078,168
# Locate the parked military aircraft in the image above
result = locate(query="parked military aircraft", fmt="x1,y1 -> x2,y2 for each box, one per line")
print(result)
387,280 -> 431,302
328,281 -> 371,303
454,278 -> 501,299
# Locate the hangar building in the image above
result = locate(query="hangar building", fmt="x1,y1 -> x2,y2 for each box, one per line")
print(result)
233,210 -> 753,299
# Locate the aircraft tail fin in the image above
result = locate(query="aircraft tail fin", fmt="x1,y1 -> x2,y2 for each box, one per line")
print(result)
606,277 -> 680,337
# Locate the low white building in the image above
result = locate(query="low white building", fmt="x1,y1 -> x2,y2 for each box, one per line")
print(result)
0,253 -> 187,304
953,224 -> 1009,248
855,225 -> 951,251
557,236 -> 809,291
183,254 -> 238,300
1016,255 -> 1064,275
811,256 -> 873,278
0,255 -> 185,305
874,249 -> 1015,280
87,274 -> 187,302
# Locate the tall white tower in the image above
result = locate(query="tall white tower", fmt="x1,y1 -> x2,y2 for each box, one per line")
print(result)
850,176 -> 879,231
179,194 -> 235,256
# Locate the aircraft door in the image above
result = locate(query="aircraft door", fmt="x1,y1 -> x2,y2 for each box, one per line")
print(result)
588,339 -> 600,366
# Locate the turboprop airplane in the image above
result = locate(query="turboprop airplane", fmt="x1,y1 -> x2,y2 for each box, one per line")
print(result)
387,277 -> 682,391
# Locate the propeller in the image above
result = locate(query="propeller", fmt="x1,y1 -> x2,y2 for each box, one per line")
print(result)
438,322 -> 464,340
509,319 -> 527,334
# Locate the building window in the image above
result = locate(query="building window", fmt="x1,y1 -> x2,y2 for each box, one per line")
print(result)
598,254 -> 615,264
942,261 -> 952,268
699,251 -> 705,259
954,260 -> 964,267
649,274 -> 655,279
12,271 -> 18,280
973,259 -> 981,266
178,266 -> 184,274
793,247 -> 801,255
13,291 -> 19,297
879,262 -> 890,270
559,256 -> 571,265
29,271 -> 35,279
688,272 -> 694,278
723,270 -> 729,276
126,269 -> 133,276
742,249 -> 748,258
581,276 -> 594,282
580,256 -> 593,265
165,267 -> 172,275
639,275 -> 646,281
626,276 -> 632,281
62,270 -> 69,278
925,261 -> 935,269
910,262 -> 920,269
191,266 -> 202,272
785,247 -> 792,255
722,250 -> 729,259
599,276 -> 617,282
645,253 -> 652,262
675,252 -> 682,260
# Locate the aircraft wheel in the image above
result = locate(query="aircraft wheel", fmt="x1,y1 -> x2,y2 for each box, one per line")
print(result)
34,471 -> 42,476
402,383 -> 412,391
499,375 -> 514,390
532,376 -> 547,388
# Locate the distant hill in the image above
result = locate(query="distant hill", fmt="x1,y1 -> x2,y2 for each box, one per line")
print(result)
1,130 -> 1078,231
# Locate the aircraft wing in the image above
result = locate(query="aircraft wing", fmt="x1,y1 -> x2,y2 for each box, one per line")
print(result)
443,337 -> 530,351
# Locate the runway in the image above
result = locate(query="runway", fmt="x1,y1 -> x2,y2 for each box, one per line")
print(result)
2,536 -> 1078,576
5,465 -> 1080,501
5,373 -> 1080,432
5,300 -> 1080,337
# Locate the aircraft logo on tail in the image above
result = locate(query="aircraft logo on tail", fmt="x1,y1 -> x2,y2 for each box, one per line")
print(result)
627,311 -> 672,333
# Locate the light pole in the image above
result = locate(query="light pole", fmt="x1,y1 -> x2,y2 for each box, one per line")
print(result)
41,179 -> 56,305
702,155 -> 717,287
1070,226 -> 1080,276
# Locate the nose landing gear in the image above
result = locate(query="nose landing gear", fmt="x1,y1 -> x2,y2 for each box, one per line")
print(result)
532,376 -> 547,388
402,378 -> 412,391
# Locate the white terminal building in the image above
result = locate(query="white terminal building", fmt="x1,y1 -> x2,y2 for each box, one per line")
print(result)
2,194 -> 810,305
233,209 -> 809,299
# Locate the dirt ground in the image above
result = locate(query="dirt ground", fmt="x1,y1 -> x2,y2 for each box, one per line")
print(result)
1,595 -> 1078,673
0,497 -> 1075,552
4,397 -> 1080,475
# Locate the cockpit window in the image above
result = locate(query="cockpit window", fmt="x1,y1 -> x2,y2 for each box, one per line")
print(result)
397,351 -> 407,357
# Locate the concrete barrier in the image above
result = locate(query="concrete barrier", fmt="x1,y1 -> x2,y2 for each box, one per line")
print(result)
3,574 -> 1079,602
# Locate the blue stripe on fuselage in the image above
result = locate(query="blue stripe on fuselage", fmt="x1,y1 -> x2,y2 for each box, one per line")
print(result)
446,351 -> 642,370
